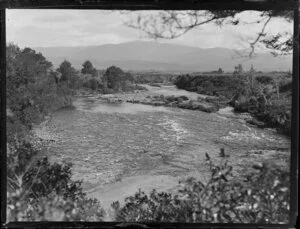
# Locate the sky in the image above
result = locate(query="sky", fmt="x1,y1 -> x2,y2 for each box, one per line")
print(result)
6,9 -> 293,50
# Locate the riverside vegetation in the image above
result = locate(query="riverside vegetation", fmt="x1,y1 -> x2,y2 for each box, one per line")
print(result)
5,44 -> 291,223
174,70 -> 292,136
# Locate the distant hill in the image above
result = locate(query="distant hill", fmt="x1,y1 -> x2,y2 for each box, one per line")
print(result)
34,41 -> 292,72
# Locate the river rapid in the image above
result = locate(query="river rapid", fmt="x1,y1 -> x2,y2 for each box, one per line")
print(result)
39,85 -> 290,210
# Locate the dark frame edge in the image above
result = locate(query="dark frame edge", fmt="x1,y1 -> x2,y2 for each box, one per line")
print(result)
0,8 -> 7,228
1,0 -> 299,228
0,0 -> 298,10
289,3 -> 299,227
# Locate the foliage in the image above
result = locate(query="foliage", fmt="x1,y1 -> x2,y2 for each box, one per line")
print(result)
175,74 -> 247,99
233,64 -> 243,75
112,156 -> 290,224
81,60 -> 97,77
102,66 -> 135,92
6,44 -> 73,138
7,192 -> 104,221
57,60 -> 77,82
174,72 -> 292,136
255,75 -> 274,85
7,140 -> 105,222
217,68 -> 224,74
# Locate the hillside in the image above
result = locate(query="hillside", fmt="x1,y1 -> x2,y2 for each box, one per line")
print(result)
34,41 -> 292,72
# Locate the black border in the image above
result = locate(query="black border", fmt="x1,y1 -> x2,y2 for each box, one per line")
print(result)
0,0 -> 299,10
1,1 -> 299,228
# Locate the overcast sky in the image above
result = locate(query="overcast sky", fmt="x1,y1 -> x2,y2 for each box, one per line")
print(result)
6,9 -> 293,50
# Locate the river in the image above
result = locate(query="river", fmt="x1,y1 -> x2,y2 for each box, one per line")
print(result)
39,85 -> 290,210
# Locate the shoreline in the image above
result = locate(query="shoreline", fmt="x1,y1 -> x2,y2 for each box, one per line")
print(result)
75,84 -> 278,133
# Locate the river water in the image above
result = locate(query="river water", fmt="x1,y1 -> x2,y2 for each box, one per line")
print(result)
41,86 -> 290,209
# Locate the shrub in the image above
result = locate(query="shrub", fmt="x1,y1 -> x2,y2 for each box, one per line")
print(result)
255,76 -> 274,85
7,191 -> 105,221
7,140 -> 105,222
279,81 -> 292,93
112,155 -> 290,223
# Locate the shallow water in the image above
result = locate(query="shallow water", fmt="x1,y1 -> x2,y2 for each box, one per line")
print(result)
43,87 -> 290,209
74,97 -> 170,114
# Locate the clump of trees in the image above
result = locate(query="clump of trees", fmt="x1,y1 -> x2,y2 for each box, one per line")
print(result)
175,74 -> 246,98
102,65 -> 135,92
6,44 -> 74,141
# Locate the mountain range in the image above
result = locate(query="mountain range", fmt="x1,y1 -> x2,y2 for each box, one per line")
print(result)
34,41 -> 292,72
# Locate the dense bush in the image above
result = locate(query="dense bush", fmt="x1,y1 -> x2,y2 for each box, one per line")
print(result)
7,192 -> 104,221
255,75 -> 274,85
102,66 -> 135,92
6,44 -> 73,137
174,74 -> 247,99
7,140 -> 105,222
112,156 -> 290,224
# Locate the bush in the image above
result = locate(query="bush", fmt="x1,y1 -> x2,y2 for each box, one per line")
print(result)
7,191 -> 105,221
112,155 -> 289,223
255,76 -> 274,85
174,74 -> 247,100
7,140 -> 105,222
279,81 -> 292,93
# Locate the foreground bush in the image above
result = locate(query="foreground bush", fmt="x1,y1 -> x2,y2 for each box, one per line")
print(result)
112,156 -> 290,223
7,191 -> 104,221
7,140 -> 105,222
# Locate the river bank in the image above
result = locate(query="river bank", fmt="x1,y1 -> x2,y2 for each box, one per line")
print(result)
76,84 -> 278,131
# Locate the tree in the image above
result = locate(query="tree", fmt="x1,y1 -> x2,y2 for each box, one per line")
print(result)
233,64 -> 243,75
125,9 -> 295,57
217,68 -> 224,74
174,74 -> 191,89
7,45 -> 53,87
249,64 -> 256,90
102,65 -> 131,91
57,60 -> 76,82
81,60 -> 97,77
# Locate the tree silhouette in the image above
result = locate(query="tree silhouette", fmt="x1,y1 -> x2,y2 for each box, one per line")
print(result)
81,60 -> 97,77
57,60 -> 76,82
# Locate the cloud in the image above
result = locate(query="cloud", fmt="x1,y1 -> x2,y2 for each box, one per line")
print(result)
6,9 -> 293,50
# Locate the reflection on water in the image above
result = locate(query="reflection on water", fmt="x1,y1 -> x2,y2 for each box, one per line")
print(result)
74,97 -> 170,114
